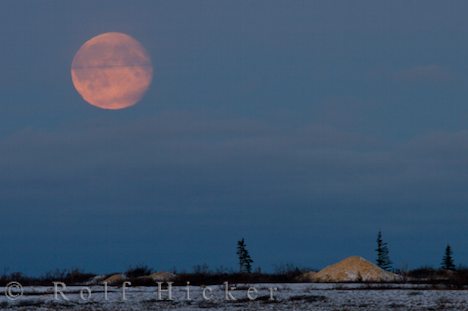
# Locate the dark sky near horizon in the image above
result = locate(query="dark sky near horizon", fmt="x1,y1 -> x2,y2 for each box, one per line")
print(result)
1,1 -> 468,275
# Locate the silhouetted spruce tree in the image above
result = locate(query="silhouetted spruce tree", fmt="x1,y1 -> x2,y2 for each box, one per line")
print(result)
441,244 -> 455,271
375,230 -> 392,271
236,238 -> 253,273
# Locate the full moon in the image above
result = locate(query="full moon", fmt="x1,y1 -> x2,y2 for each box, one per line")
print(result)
71,32 -> 153,110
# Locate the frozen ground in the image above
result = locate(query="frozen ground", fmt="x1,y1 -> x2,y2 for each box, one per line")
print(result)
1,283 -> 468,310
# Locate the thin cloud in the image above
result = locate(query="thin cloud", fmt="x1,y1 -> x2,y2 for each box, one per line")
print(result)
393,64 -> 454,83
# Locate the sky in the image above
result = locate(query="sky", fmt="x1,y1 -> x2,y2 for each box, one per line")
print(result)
1,1 -> 468,275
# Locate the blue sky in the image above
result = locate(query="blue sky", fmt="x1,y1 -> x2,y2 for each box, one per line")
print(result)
1,1 -> 468,275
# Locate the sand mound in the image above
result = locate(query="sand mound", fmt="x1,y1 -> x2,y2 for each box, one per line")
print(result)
312,256 -> 401,282
85,274 -> 107,285
102,273 -> 126,285
149,272 -> 176,282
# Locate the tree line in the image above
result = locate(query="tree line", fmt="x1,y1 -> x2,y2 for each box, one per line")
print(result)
373,230 -> 455,272
237,232 -> 457,274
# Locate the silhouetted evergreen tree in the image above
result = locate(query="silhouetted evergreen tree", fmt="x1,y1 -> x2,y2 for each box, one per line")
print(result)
375,230 -> 392,271
441,244 -> 455,271
236,238 -> 253,273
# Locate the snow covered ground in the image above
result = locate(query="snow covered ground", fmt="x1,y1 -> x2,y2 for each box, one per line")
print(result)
1,283 -> 468,310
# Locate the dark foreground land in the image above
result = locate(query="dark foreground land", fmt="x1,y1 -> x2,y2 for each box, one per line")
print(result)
2,283 -> 468,311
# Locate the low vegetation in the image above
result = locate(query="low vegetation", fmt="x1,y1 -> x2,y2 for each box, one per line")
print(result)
2,265 -> 468,287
